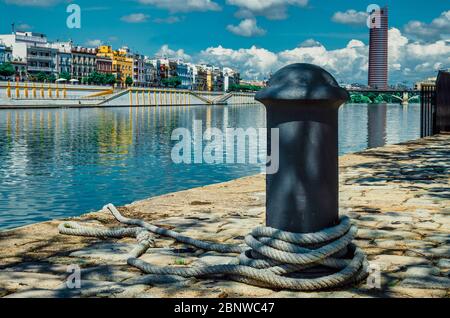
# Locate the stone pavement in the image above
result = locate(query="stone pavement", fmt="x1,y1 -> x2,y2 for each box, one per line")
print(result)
0,134 -> 449,298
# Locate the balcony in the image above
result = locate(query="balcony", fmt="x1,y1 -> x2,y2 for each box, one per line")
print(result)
27,54 -> 54,61
28,66 -> 54,72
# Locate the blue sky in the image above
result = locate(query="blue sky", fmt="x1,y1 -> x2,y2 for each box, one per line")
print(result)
0,0 -> 449,84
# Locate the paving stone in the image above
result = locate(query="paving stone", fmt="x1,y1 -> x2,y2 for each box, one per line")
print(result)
207,280 -> 273,297
412,221 -> 441,230
405,247 -> 450,259
4,289 -> 71,298
423,234 -> 450,244
124,274 -> 190,286
403,240 -> 436,249
1,262 -> 68,274
80,265 -> 139,282
403,266 -> 440,278
139,253 -> 197,266
399,276 -> 450,290
69,242 -> 134,263
389,286 -> 447,298
0,271 -> 64,292
371,255 -> 430,271
357,229 -> 419,240
437,259 -> 450,269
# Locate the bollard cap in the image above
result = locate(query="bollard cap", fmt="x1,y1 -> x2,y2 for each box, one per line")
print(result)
256,63 -> 349,107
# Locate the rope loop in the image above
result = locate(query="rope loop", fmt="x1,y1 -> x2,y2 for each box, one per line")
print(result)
59,204 -> 368,291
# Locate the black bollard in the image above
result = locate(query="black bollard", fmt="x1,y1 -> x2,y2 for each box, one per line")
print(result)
256,63 -> 349,233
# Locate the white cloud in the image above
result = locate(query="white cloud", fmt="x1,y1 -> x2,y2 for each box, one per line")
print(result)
226,19 -> 266,37
137,0 -> 221,13
227,0 -> 308,20
156,44 -> 191,61
121,13 -> 150,23
3,0 -> 60,6
404,10 -> 450,42
332,9 -> 368,26
198,45 -> 278,79
299,39 -> 322,47
85,39 -> 103,47
16,23 -> 32,30
154,16 -> 183,24
196,28 -> 450,84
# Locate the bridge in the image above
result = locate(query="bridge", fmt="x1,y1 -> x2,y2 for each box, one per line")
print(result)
348,89 -> 420,105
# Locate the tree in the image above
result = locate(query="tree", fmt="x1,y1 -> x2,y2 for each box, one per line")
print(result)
104,74 -> 116,86
125,76 -> 133,87
228,83 -> 262,92
36,72 -> 48,82
59,71 -> 71,81
47,73 -> 56,83
0,62 -> 16,78
162,77 -> 181,88
87,71 -> 105,85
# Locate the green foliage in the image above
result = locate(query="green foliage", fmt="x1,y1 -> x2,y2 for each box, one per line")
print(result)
47,73 -> 56,83
59,71 -> 71,81
36,72 -> 48,82
125,76 -> 133,86
83,72 -> 117,85
104,74 -> 116,85
0,62 -> 15,77
229,83 -> 262,92
350,93 -> 402,104
162,76 -> 181,88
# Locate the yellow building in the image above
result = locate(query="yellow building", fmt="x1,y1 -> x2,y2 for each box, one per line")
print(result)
97,45 -> 133,85
206,69 -> 213,91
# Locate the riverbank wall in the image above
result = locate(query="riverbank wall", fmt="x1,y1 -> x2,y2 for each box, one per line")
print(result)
0,81 -> 258,108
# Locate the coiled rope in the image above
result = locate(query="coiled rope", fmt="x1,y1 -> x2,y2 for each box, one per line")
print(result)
59,204 -> 368,291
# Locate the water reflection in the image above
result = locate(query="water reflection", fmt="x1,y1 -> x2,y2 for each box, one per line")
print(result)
0,103 -> 420,230
368,104 -> 387,149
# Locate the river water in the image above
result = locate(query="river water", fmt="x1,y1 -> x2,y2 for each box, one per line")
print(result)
0,103 -> 420,230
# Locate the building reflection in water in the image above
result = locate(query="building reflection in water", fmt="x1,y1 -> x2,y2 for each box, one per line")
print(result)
367,103 -> 387,149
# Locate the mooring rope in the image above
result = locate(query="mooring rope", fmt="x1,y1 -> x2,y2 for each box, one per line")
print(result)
59,204 -> 368,291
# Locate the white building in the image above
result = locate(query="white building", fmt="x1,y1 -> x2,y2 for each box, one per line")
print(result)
0,32 -> 57,77
133,53 -> 146,86
223,67 -> 240,92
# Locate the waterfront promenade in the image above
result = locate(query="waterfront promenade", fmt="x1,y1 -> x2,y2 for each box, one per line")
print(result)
0,134 -> 449,298
0,81 -> 257,108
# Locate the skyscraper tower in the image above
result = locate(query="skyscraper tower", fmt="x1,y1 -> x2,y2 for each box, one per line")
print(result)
368,6 -> 388,89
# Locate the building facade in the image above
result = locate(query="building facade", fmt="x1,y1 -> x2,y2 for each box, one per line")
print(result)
71,46 -> 97,82
144,58 -> 158,86
96,56 -> 113,74
223,67 -> 240,92
132,54 -> 146,86
0,32 -> 57,78
177,62 -> 193,89
0,42 -> 12,63
51,41 -> 72,76
98,46 -> 133,85
368,6 -> 389,89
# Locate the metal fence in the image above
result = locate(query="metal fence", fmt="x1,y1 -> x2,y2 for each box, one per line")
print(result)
420,84 -> 437,138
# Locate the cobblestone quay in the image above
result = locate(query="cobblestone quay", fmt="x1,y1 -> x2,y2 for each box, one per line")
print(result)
0,134 -> 449,298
